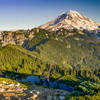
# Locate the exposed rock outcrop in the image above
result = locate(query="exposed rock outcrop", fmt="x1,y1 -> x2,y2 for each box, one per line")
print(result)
0,81 -> 69,100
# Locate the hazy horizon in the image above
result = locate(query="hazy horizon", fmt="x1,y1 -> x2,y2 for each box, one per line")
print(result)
0,0 -> 100,30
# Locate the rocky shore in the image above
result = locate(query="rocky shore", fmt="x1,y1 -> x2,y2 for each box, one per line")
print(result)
0,81 -> 70,100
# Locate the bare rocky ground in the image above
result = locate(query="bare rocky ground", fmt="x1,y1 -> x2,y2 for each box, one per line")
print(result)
0,81 -> 69,100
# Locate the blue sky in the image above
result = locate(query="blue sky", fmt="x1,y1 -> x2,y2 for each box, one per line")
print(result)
0,0 -> 100,30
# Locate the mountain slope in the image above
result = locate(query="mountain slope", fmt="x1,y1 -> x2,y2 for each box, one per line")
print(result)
40,10 -> 99,31
23,28 -> 100,70
0,45 -> 47,75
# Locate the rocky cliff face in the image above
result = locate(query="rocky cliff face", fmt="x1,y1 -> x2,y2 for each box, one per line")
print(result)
40,10 -> 99,31
0,30 -> 35,46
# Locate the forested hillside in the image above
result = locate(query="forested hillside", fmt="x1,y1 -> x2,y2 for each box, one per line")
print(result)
0,28 -> 100,99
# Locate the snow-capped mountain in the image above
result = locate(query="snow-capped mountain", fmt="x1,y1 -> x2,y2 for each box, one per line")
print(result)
40,10 -> 99,31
